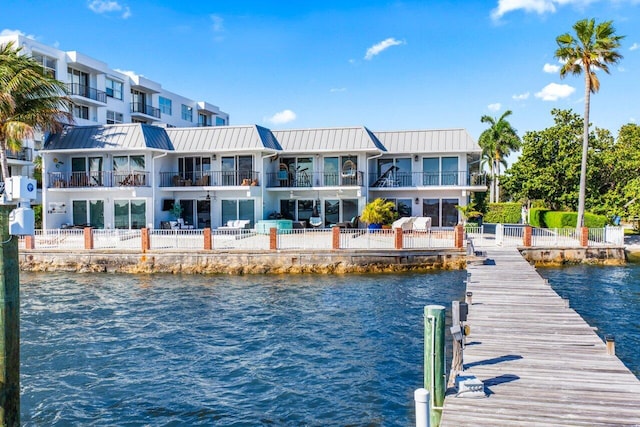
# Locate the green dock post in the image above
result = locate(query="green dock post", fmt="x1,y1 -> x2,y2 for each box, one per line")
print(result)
0,205 -> 20,426
424,304 -> 445,427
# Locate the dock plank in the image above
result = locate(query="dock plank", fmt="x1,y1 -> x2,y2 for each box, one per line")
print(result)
440,247 -> 640,426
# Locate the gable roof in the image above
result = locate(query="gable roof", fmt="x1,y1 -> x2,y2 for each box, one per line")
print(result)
165,125 -> 281,152
43,123 -> 174,151
373,129 -> 480,154
273,126 -> 386,153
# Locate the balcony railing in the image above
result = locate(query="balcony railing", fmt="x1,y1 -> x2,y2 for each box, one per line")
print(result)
266,171 -> 364,188
159,171 -> 260,187
370,171 -> 486,188
67,83 -> 107,103
130,102 -> 161,119
6,147 -> 32,161
47,171 -> 150,188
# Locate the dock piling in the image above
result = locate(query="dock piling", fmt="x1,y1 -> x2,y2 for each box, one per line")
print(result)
606,335 -> 615,356
424,305 -> 445,427
414,388 -> 430,427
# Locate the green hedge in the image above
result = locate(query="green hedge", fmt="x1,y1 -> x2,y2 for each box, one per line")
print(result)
529,208 -> 549,227
541,211 -> 608,228
484,203 -> 521,224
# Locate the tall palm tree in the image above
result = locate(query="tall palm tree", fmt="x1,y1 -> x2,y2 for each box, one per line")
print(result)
555,19 -> 623,228
0,41 -> 72,182
478,110 -> 521,203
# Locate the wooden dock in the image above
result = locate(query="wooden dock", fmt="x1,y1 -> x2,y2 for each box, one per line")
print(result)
440,246 -> 640,426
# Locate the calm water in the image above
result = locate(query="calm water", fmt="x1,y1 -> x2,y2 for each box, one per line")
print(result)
538,264 -> 640,378
20,271 -> 466,426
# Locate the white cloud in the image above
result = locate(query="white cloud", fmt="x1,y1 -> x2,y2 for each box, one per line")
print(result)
543,63 -> 561,73
491,0 -> 596,21
330,88 -> 347,93
210,15 -> 224,32
87,1 -> 131,19
0,29 -> 36,39
630,43 -> 639,51
114,68 -> 142,79
512,92 -> 530,100
534,83 -> 575,101
266,109 -> 297,125
364,38 -> 405,60
488,103 -> 502,112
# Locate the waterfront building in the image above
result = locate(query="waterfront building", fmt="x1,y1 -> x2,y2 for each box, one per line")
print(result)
40,124 -> 486,229
0,34 -> 229,179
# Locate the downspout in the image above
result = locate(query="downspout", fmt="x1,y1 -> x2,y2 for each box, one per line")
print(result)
152,151 -> 169,228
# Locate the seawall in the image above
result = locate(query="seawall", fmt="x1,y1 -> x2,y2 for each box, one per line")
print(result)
19,249 -> 466,274
519,246 -> 626,266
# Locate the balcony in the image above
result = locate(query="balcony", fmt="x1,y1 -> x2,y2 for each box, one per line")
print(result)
130,102 -> 161,119
67,83 -> 107,104
370,171 -> 487,188
47,171 -> 150,188
6,147 -> 32,162
266,171 -> 364,188
159,171 -> 260,187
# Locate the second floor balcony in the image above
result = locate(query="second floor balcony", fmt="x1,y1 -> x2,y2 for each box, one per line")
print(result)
159,171 -> 260,187
67,83 -> 107,104
370,171 -> 487,188
48,171 -> 149,188
6,147 -> 32,162
130,102 -> 161,119
266,170 -> 364,188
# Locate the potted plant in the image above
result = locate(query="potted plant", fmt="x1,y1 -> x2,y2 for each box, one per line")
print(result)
360,198 -> 397,230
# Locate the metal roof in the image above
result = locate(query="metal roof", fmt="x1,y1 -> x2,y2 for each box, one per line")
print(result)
43,124 -> 174,151
373,129 -> 480,154
165,125 -> 281,152
273,127 -> 386,153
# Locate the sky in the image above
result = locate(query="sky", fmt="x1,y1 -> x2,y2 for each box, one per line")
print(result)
1,0 -> 640,146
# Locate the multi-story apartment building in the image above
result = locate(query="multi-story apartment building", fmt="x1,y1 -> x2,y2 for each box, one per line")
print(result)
40,124 -> 486,230
0,34 -> 229,178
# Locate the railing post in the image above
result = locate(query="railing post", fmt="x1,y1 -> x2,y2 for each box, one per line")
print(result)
606,335 -> 615,356
332,226 -> 341,249
84,227 -> 93,250
269,227 -> 277,250
24,234 -> 35,250
523,225 -> 532,247
141,228 -> 150,252
454,225 -> 464,248
424,305 -> 445,427
204,227 -> 212,250
394,227 -> 403,249
580,226 -> 589,247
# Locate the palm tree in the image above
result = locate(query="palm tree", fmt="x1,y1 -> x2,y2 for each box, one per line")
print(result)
0,41 -> 72,181
555,19 -> 623,228
478,110 -> 521,203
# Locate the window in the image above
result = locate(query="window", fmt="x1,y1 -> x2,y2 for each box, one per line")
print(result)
105,78 -> 123,100
178,156 -> 211,183
32,53 -> 56,78
72,105 -> 89,120
106,110 -> 123,124
216,116 -> 226,126
221,199 -> 255,227
72,200 -> 104,228
159,97 -> 172,115
221,155 -> 253,185
376,157 -> 411,187
198,113 -> 211,126
422,157 -> 459,186
385,198 -> 412,217
422,198 -> 459,228
181,104 -> 193,121
114,199 -> 146,229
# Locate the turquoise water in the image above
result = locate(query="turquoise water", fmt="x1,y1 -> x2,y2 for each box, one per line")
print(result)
20,271 -> 465,426
538,264 -> 640,378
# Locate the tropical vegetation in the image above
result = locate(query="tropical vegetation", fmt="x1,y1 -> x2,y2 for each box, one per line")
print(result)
554,18 -> 624,228
0,41 -> 72,180
360,198 -> 397,226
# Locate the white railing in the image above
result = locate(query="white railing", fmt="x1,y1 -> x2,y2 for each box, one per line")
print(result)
531,227 -> 580,247
212,229 -> 269,250
277,229 -> 333,250
150,229 -> 203,250
34,229 -> 85,250
404,229 -> 456,249
94,229 -> 142,249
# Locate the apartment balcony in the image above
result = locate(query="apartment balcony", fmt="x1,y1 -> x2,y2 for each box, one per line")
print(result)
370,171 -> 487,188
6,147 -> 32,162
266,171 -> 364,188
67,83 -> 107,105
130,102 -> 161,119
159,171 -> 260,187
47,171 -> 150,188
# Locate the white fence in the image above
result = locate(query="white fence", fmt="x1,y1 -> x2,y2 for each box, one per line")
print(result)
18,225 -> 625,251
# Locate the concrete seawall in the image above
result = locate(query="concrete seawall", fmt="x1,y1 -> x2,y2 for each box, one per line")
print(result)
19,249 -> 467,274
18,246 -> 628,274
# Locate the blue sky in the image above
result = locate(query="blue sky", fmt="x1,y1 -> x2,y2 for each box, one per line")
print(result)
1,0 -> 639,144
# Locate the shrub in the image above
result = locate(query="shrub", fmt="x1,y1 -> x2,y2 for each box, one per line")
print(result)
542,211 -> 608,228
483,203 -> 521,224
529,208 -> 549,227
